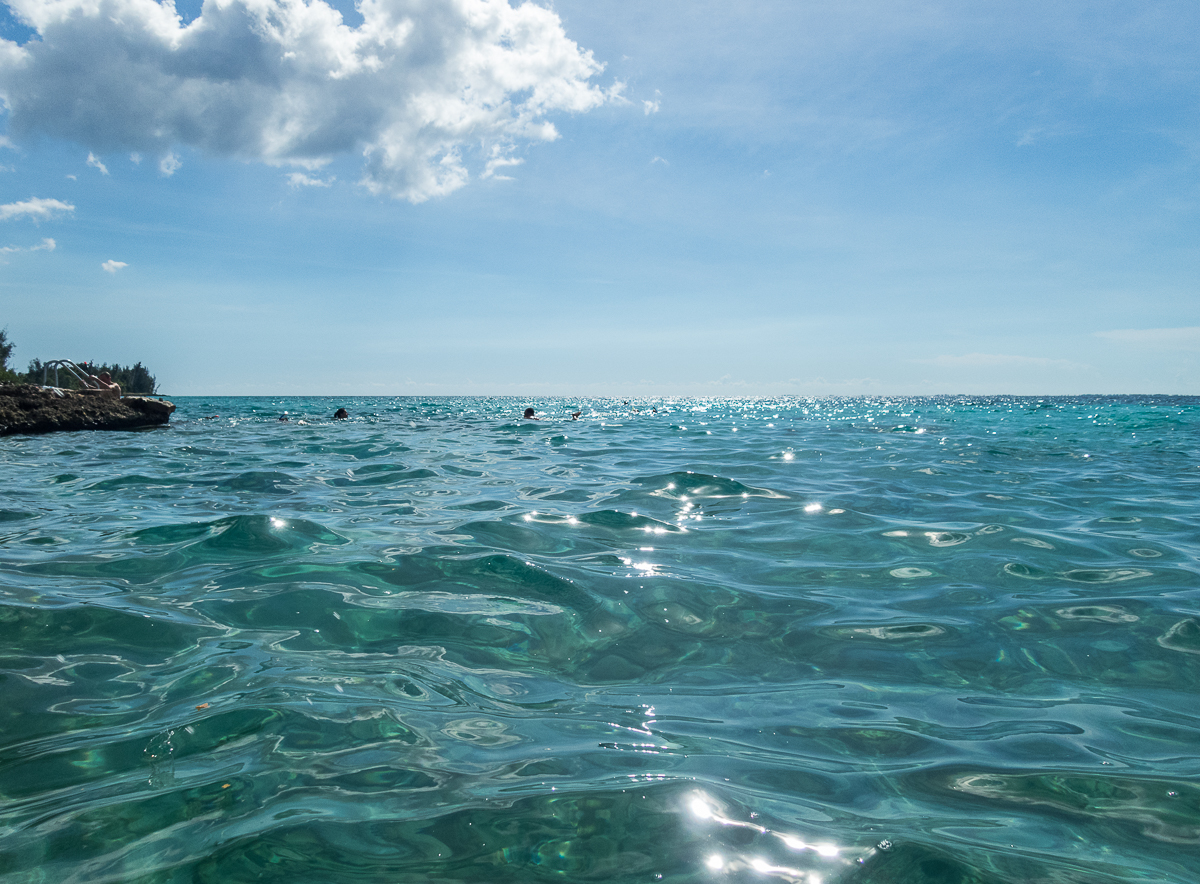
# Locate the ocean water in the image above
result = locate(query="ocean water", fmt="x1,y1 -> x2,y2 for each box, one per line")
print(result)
1,395 -> 1199,883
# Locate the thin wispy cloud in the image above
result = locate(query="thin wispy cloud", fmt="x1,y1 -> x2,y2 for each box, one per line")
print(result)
1015,128 -> 1041,147
0,237 -> 55,255
0,0 -> 618,202
101,259 -> 127,273
287,172 -> 335,188
1097,327 -> 1200,350
159,152 -> 181,177
481,145 -> 523,181
916,353 -> 1088,370
86,152 -> 109,175
0,197 -> 75,221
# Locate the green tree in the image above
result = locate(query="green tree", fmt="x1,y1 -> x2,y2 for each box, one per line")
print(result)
0,328 -> 20,383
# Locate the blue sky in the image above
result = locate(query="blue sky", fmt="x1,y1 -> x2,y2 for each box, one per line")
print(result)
2,0 -> 1197,396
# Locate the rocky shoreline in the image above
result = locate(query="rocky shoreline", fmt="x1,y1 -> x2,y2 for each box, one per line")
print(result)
0,385 -> 176,436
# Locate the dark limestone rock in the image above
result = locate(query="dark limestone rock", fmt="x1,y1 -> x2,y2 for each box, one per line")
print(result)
0,385 -> 176,436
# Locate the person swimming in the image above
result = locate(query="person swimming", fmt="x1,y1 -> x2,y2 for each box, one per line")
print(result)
523,407 -> 539,420
334,408 -> 348,420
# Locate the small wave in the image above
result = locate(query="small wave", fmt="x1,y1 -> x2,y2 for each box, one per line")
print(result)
0,601 -> 218,664
1061,567 -> 1152,583
448,518 -> 584,556
1011,537 -> 1055,549
326,465 -> 437,487
86,473 -> 196,490
889,567 -> 933,578
576,510 -> 683,533
216,470 -> 302,495
1158,619 -> 1200,655
634,471 -> 786,499
439,553 -> 596,612
927,531 -> 970,547
821,623 -> 949,641
895,716 -> 1084,741
946,770 -> 1200,844
353,591 -> 564,617
881,527 -> 981,547
450,499 -> 513,512
1055,605 -> 1139,623
134,515 -> 349,554
441,717 -> 521,746
1003,562 -> 1047,579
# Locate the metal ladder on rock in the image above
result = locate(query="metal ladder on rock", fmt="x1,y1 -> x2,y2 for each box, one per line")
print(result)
41,359 -> 103,393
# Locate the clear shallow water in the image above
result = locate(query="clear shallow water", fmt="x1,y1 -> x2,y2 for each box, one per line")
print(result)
1,395 -> 1199,883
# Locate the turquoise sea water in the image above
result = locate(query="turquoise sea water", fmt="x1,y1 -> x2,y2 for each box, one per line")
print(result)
1,395 -> 1199,883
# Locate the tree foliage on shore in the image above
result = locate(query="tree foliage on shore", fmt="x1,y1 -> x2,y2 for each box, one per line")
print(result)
0,328 -> 158,394
0,329 -> 19,384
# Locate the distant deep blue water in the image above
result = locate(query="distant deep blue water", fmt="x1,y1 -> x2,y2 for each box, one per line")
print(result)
2,395 -> 1199,883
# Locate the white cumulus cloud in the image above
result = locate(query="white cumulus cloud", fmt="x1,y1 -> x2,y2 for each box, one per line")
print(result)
0,196 -> 75,221
101,259 -> 128,273
0,0 -> 614,202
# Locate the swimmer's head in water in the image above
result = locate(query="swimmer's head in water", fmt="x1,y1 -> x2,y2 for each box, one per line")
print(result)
523,407 -> 535,419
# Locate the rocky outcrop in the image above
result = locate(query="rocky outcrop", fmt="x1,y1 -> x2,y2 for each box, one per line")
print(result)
0,385 -> 176,436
